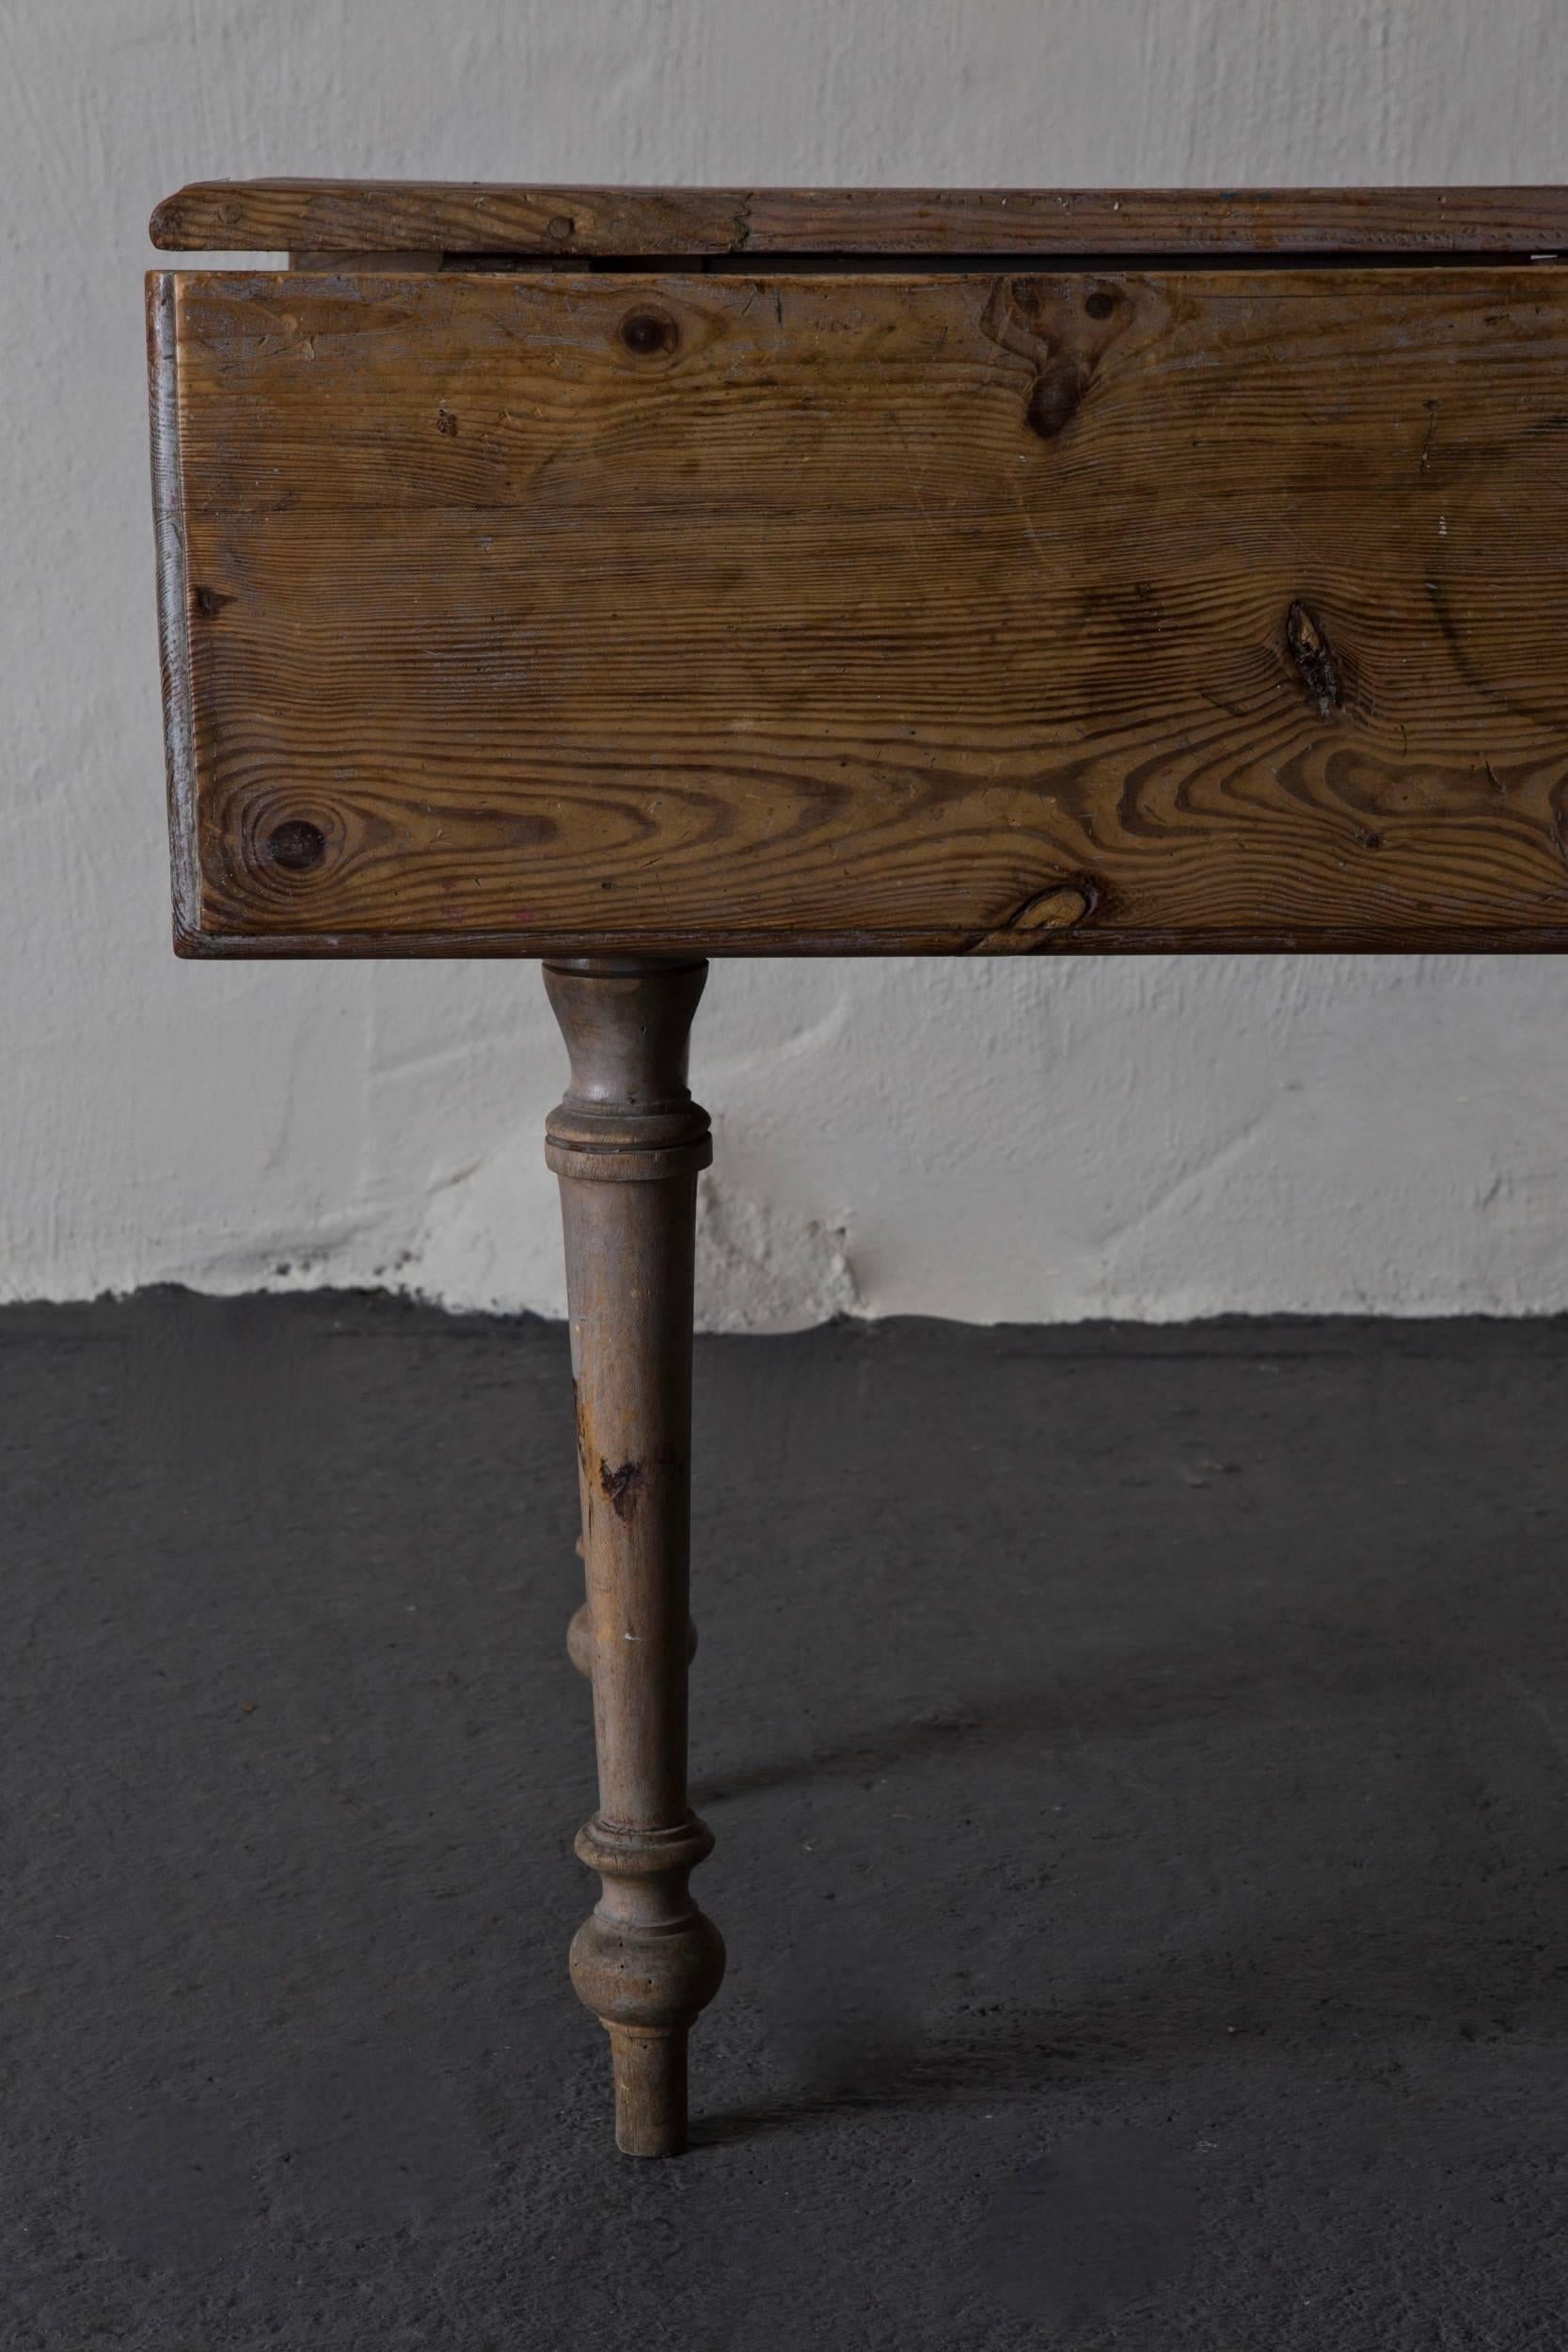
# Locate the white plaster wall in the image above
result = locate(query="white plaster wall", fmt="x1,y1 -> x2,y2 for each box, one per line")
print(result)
6,1 -> 1568,1327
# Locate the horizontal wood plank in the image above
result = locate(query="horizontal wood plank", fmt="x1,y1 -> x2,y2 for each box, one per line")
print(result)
150,181 -> 1568,259
150,265 -> 1568,955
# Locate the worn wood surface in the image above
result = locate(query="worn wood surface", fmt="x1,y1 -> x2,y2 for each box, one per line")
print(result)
546,958 -> 723,2158
570,1597 -> 695,1677
151,262 -> 1568,955
151,179 -> 1568,257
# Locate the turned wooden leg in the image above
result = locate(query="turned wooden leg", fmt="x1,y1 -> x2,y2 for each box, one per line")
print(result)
544,955 -> 724,2157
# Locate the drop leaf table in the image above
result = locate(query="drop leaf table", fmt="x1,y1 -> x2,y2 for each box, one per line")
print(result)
148,179 -> 1568,2154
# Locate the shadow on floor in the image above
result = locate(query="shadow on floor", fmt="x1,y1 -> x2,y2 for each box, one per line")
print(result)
5,1291 -> 1568,2348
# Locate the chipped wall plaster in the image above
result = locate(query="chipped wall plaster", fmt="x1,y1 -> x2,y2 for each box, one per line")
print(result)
5,3 -> 1568,1328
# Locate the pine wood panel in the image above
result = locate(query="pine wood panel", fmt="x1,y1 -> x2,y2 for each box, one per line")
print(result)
150,264 -> 1568,956
149,180 -> 1568,259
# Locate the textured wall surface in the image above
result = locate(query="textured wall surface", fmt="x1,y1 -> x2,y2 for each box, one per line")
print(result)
6,2 -> 1568,1327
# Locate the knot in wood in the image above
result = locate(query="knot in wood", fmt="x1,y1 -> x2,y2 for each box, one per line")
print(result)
620,307 -> 678,358
1285,600 -> 1342,718
1026,356 -> 1090,440
264,818 -> 326,872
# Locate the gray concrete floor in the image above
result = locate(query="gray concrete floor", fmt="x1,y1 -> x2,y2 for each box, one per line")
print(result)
4,1292 -> 1567,2349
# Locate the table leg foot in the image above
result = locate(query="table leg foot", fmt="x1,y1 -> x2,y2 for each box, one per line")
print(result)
605,2026 -> 689,2159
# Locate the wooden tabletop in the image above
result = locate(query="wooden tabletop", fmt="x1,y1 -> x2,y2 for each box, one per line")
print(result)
150,181 -> 1568,260
150,246 -> 1568,958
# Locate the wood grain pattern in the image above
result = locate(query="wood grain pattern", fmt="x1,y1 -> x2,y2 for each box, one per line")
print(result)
150,263 -> 1568,955
150,180 -> 1568,258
